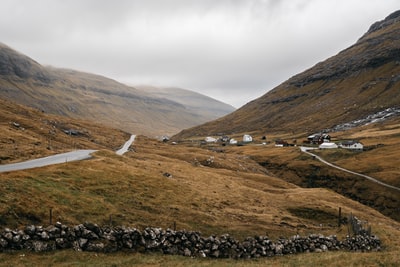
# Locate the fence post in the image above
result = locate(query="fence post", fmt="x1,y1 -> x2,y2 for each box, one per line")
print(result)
338,207 -> 342,227
49,208 -> 53,225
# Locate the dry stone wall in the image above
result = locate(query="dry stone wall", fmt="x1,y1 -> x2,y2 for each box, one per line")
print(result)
0,222 -> 381,258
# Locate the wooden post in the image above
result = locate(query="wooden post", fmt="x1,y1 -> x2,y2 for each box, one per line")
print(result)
109,215 -> 112,226
338,207 -> 342,227
173,221 -> 176,231
49,208 -> 53,225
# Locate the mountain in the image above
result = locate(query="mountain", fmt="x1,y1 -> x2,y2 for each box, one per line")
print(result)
136,85 -> 235,120
173,11 -> 400,139
0,43 -> 235,136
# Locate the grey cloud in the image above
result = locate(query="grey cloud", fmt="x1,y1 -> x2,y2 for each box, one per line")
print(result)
1,0 -> 400,107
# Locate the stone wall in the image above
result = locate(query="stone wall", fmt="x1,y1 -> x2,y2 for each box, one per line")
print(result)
0,222 -> 381,258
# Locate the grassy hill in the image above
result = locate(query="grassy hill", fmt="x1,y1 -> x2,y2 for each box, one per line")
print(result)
0,97 -> 129,164
1,133 -> 400,266
0,43 -> 234,137
0,95 -> 400,266
0,97 -> 399,265
169,11 -> 400,232
1,10 -> 400,267
173,11 -> 400,139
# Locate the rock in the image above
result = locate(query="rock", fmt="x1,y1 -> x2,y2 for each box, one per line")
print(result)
55,238 -> 70,249
3,232 -> 13,241
84,222 -> 101,236
40,231 -> 49,240
72,240 -> 81,252
163,172 -> 172,178
86,240 -> 105,252
25,225 -> 36,235
184,247 -> 192,257
0,221 -> 382,258
46,225 -> 60,238
78,238 -> 88,249
31,240 -> 56,252
0,238 -> 8,249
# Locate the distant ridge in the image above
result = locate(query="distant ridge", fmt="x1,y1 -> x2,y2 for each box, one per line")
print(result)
0,43 -> 235,136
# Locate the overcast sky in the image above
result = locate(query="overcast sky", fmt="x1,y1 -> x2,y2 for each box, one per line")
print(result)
1,0 -> 399,107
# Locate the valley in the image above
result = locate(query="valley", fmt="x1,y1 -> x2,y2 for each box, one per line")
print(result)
1,9 -> 400,267
0,43 -> 235,137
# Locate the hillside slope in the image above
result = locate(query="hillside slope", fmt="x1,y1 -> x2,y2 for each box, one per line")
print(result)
0,44 -> 234,136
0,97 -> 130,164
136,85 -> 235,121
1,134 -> 400,266
174,10 -> 400,139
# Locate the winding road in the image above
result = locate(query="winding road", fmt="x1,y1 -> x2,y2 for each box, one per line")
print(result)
300,146 -> 400,192
0,135 -> 136,173
116,134 -> 136,155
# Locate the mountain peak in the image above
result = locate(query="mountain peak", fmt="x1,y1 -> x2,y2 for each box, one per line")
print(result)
363,10 -> 400,37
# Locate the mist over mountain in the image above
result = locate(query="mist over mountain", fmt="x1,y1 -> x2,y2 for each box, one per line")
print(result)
0,43 -> 235,136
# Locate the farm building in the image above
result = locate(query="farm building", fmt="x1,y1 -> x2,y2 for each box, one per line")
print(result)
205,136 -> 217,143
307,133 -> 331,144
243,134 -> 253,143
339,140 -> 364,150
319,142 -> 338,149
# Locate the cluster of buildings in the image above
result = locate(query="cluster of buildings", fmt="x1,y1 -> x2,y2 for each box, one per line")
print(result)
202,132 -> 364,151
204,134 -> 253,145
307,133 -> 364,150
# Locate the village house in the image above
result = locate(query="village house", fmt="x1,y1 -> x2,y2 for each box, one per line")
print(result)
307,133 -> 331,144
220,135 -> 230,142
242,134 -> 253,143
339,140 -> 364,150
205,136 -> 217,143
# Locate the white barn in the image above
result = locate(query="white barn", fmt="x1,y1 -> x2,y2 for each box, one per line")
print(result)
205,136 -> 217,143
243,134 -> 253,143
319,142 -> 338,149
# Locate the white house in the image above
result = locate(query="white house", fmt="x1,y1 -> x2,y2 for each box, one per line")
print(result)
243,134 -> 253,143
339,141 -> 364,150
229,138 -> 238,145
205,136 -> 217,143
319,142 -> 338,149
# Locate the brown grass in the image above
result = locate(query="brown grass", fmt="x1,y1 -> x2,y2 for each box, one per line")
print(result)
0,250 -> 400,267
1,99 -> 400,265
0,98 -> 130,163
1,135 -> 400,266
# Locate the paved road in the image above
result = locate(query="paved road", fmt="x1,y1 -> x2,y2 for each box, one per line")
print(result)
0,134 -> 136,173
0,150 -> 97,173
300,146 -> 400,192
116,135 -> 136,155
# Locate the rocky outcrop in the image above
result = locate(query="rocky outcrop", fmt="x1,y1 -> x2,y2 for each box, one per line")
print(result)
0,222 -> 381,258
364,10 -> 400,36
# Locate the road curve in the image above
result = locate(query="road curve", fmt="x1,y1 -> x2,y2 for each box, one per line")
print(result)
0,150 -> 97,173
116,135 -> 136,155
0,135 -> 136,173
300,146 -> 400,192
